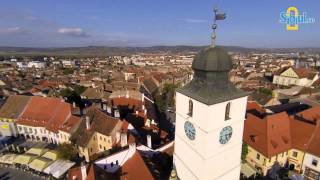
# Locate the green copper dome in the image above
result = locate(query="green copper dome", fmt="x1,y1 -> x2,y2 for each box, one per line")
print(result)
177,46 -> 248,105
192,47 -> 232,72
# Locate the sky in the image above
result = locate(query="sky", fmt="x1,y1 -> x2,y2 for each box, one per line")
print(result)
0,0 -> 319,48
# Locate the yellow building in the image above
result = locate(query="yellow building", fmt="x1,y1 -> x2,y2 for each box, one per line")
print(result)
0,95 -> 30,137
244,105 -> 318,176
72,107 -> 127,162
246,146 -> 289,175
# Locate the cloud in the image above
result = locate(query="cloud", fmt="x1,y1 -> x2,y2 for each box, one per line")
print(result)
87,16 -> 99,20
23,15 -> 38,21
57,28 -> 89,37
180,18 -> 207,23
0,27 -> 26,35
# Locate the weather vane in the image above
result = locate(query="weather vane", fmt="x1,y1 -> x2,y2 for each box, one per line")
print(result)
211,8 -> 226,47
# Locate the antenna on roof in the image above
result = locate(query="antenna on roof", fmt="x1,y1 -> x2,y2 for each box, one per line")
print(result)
211,8 -> 226,48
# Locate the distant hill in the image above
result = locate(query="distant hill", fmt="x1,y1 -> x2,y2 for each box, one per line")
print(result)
0,46 -> 319,57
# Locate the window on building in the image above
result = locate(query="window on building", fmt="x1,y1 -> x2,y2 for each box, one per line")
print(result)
188,100 -> 193,117
225,102 -> 231,120
116,160 -> 119,165
312,159 -> 318,166
256,153 -> 260,160
100,136 -> 102,140
99,145 -> 102,149
292,151 -> 298,158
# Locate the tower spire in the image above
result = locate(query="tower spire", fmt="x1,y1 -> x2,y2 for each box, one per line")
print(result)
211,8 -> 226,47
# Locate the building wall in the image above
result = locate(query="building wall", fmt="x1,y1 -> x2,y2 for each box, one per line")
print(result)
246,146 -> 289,176
273,73 -> 317,87
78,132 -> 113,162
288,149 -> 305,173
58,130 -> 71,144
0,118 -> 17,137
174,92 -> 247,180
17,124 -> 71,144
303,153 -> 320,180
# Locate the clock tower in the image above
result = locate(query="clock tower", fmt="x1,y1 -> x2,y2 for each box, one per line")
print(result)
173,9 -> 248,180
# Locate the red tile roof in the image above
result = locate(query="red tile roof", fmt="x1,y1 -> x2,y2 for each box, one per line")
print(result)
16,96 -> 80,133
290,117 -> 315,151
111,97 -> 143,110
295,106 -> 320,123
247,101 -> 266,114
120,151 -> 154,180
244,106 -> 320,158
244,112 -> 291,157
307,122 -> 320,157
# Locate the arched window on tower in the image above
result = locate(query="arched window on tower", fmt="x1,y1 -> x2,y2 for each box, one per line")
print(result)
225,102 -> 231,120
188,100 -> 193,117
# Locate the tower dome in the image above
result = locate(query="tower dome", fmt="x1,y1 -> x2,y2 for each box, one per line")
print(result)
177,45 -> 247,105
192,46 -> 232,72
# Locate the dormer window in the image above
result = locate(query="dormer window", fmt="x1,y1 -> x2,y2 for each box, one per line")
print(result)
188,100 -> 193,117
225,102 -> 231,120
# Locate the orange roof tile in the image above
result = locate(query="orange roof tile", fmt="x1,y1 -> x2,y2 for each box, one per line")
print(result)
120,151 -> 154,180
307,122 -> 320,157
243,112 -> 292,157
16,96 -> 79,133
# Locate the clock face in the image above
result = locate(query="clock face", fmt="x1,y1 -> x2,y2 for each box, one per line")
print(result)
219,126 -> 233,144
184,121 -> 196,140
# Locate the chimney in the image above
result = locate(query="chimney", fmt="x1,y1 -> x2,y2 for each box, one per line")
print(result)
80,164 -> 87,180
85,116 -> 91,130
116,131 -> 121,143
145,119 -> 150,127
147,135 -> 152,148
135,111 -> 139,116
126,91 -> 129,98
128,143 -> 136,155
142,105 -> 145,110
107,106 -> 112,114
120,132 -> 128,147
103,104 -> 107,111
144,109 -> 147,115
72,102 -> 76,108
114,109 -> 120,118
142,93 -> 145,102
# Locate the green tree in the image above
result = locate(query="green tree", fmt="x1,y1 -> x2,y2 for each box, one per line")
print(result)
241,143 -> 249,162
60,88 -> 84,107
154,83 -> 180,112
63,68 -> 74,75
258,87 -> 273,96
73,85 -> 87,95
56,143 -> 78,160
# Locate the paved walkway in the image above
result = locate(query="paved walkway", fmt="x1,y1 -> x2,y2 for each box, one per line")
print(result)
0,167 -> 45,180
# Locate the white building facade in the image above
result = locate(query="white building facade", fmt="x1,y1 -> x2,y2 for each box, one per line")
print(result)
273,67 -> 319,87
173,46 -> 248,180
303,153 -> 320,180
